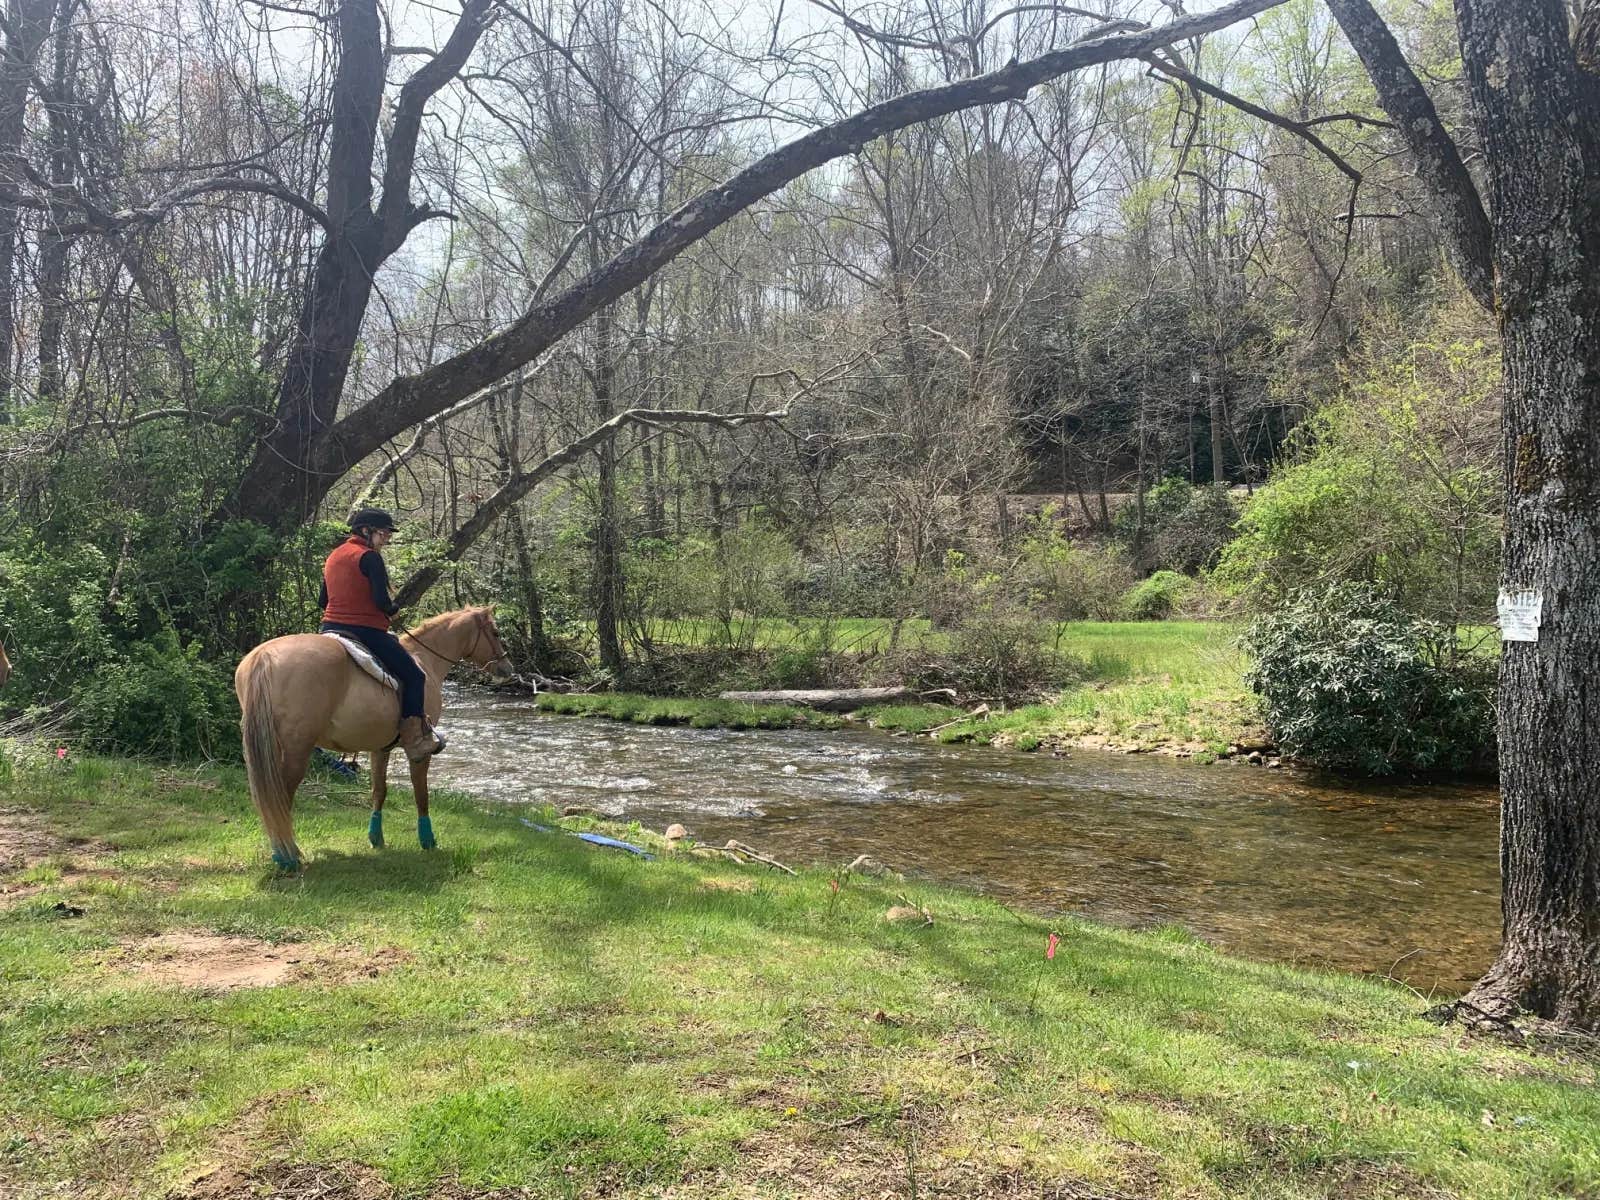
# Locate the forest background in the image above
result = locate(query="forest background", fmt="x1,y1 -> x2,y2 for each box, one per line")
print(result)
0,0 -> 1502,774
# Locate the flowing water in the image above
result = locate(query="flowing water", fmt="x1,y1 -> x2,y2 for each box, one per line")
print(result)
432,687 -> 1500,994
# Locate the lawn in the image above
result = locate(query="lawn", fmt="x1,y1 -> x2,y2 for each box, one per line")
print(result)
569,619 -> 1265,758
1,747 -> 1594,1199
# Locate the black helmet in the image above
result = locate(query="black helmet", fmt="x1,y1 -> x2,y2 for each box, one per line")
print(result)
348,507 -> 399,533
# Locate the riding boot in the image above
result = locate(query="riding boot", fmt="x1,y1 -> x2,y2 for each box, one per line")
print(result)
398,716 -> 446,762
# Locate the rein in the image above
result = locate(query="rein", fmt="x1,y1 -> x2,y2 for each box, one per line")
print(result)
400,618 -> 510,672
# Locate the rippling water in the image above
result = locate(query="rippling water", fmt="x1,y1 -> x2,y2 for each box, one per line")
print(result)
430,687 -> 1500,994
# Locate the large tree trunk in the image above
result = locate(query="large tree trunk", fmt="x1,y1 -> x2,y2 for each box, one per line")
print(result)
1454,0 -> 1600,1030
35,0 -> 74,403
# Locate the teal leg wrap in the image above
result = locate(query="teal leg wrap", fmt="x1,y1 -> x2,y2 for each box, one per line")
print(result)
418,815 -> 436,850
368,811 -> 384,849
271,849 -> 300,871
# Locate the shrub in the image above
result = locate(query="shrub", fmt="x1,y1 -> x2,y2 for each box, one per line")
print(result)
1117,477 -> 1239,574
1121,571 -> 1192,620
1243,584 -> 1494,775
72,630 -> 240,760
1214,309 -> 1500,627
947,604 -> 1053,700
1012,513 -> 1136,621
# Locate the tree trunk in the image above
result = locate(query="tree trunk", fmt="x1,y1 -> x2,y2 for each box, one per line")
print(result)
36,0 -> 74,403
507,503 -> 549,673
1455,0 -> 1600,1030
0,0 -> 52,418
592,303 -> 623,674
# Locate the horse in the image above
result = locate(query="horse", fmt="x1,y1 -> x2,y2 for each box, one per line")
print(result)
234,606 -> 515,870
0,639 -> 9,688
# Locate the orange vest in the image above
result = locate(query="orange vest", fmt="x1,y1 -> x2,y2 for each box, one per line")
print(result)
322,537 -> 390,630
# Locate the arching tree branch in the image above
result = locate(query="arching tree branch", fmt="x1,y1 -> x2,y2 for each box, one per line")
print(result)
392,409 -> 787,607
1324,0 -> 1494,310
238,0 -> 1289,530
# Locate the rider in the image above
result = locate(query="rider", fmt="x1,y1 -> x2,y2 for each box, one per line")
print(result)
318,508 -> 445,761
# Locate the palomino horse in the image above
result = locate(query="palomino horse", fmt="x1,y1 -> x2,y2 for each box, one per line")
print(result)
234,606 -> 514,869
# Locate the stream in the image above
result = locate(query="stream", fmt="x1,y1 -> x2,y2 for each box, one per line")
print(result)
431,687 -> 1500,995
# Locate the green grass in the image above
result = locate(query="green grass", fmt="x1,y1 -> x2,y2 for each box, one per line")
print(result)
2,749 -> 1595,1198
586,619 -> 1263,755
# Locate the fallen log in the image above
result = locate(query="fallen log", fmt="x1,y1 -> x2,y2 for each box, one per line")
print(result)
717,686 -> 943,712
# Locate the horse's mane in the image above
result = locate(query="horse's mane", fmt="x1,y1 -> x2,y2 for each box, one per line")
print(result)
400,606 -> 482,641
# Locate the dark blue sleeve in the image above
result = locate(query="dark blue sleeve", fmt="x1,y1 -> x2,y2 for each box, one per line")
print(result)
359,551 -> 400,616
318,578 -> 328,610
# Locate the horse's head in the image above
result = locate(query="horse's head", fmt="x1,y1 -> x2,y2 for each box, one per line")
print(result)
466,607 -> 517,682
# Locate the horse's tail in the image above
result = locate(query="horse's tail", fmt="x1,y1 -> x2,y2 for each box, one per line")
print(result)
239,651 -> 300,867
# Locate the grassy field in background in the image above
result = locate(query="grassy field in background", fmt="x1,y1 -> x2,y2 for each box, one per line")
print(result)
1,750 -> 1595,1199
583,620 -> 1266,759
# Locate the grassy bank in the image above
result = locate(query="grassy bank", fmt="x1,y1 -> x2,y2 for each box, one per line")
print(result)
3,750 -> 1596,1199
567,620 -> 1266,759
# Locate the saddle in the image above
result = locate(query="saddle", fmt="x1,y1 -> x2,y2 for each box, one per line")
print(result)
321,631 -> 414,693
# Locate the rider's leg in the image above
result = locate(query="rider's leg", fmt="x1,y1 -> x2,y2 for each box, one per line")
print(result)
328,625 -> 444,761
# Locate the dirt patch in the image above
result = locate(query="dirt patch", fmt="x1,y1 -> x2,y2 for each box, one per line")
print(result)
117,932 -> 410,992
184,1160 -> 394,1200
674,1103 -> 1147,1200
0,807 -> 117,905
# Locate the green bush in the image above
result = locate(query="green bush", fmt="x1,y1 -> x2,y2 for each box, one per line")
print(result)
1012,513 -> 1136,621
71,630 -> 240,760
1117,477 -> 1238,574
1121,571 -> 1192,620
1214,310 -> 1500,627
1243,584 -> 1494,775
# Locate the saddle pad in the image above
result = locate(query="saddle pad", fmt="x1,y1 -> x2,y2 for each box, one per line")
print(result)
322,632 -> 406,692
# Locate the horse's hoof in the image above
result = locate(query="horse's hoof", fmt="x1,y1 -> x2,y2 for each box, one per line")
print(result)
368,812 -> 385,849
417,816 -> 436,851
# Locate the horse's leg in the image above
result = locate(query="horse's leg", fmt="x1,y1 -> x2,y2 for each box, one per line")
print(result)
368,750 -> 390,848
409,756 -> 436,850
273,748 -> 310,870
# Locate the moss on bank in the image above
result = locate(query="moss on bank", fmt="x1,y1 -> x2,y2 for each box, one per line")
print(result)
3,749 -> 1591,1200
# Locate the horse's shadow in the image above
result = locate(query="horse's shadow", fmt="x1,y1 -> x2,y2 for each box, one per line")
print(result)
259,846 -> 458,898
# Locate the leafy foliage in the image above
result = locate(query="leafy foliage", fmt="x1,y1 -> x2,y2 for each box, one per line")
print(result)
1120,571 -> 1192,621
1215,309 -> 1500,628
1243,584 -> 1494,775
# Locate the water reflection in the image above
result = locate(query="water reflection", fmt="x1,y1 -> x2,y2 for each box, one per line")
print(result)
433,688 -> 1500,994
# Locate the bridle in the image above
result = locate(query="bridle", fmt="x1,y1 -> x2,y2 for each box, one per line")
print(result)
402,613 -> 512,673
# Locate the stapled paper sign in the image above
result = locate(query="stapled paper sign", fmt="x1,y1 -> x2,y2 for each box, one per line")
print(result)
1497,589 -> 1543,642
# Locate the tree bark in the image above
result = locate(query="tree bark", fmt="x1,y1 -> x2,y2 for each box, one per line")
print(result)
592,303 -> 624,674
0,0 -> 53,417
229,0 -> 492,522
1325,0 -> 1495,311
1450,0 -> 1600,1030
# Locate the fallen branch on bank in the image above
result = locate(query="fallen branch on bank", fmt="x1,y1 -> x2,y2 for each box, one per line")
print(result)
720,839 -> 798,875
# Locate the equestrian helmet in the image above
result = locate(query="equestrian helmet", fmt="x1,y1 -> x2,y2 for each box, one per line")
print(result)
348,507 -> 399,533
